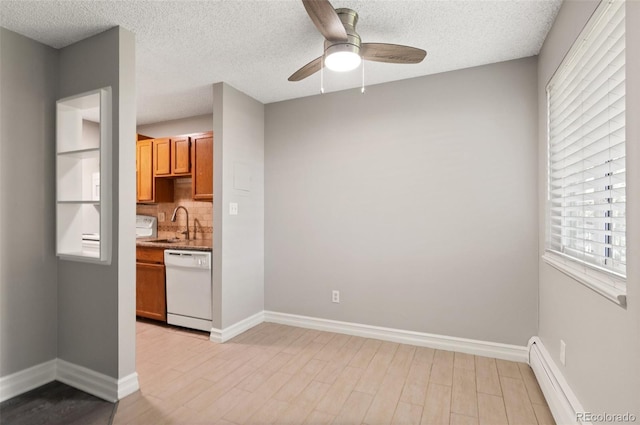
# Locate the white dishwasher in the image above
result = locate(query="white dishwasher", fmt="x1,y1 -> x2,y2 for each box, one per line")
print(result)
165,250 -> 212,332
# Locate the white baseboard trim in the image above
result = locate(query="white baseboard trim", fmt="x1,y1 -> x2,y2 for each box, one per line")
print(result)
210,311 -> 265,343
117,372 -> 140,400
528,337 -> 586,425
264,311 -> 528,362
209,328 -> 222,343
0,359 -> 56,402
0,358 -> 139,403
56,359 -> 118,402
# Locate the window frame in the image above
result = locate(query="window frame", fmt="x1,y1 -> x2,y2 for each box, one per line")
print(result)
543,0 -> 627,307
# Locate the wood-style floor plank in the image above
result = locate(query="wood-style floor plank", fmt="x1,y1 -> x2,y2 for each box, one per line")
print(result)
362,345 -> 415,424
392,401 -> 424,425
475,356 -> 502,396
421,383 -> 452,425
108,320 -> 555,425
315,366 -> 366,416
353,341 -> 399,394
496,359 -> 522,379
221,371 -> 292,424
275,380 -> 331,424
451,412 -> 479,425
314,336 -> 366,384
454,352 -> 476,371
304,409 -> 336,424
533,402 -> 556,425
500,376 -> 539,425
348,338 -> 382,369
518,363 -> 547,405
451,367 -> 478,417
331,391 -> 373,425
430,349 -> 454,386
477,392 -> 509,425
273,358 -> 327,403
399,357 -> 431,405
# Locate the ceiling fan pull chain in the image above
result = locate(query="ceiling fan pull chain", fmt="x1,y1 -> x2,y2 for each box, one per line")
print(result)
361,60 -> 365,94
320,56 -> 325,94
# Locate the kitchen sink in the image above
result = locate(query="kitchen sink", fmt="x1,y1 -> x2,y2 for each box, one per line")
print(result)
147,238 -> 184,243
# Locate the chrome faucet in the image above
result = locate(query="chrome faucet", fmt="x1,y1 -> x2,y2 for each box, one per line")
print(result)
170,206 -> 190,240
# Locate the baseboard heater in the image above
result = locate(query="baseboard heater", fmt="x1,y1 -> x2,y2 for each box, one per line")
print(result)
528,337 -> 587,425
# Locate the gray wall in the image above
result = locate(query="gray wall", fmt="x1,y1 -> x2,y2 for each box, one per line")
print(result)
117,28 -> 137,381
137,114 -> 213,138
213,83 -> 265,330
265,57 -> 539,346
0,28 -> 59,376
537,0 -> 640,416
57,27 -> 136,379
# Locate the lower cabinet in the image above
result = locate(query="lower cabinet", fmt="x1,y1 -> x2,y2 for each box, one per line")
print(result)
136,247 -> 166,321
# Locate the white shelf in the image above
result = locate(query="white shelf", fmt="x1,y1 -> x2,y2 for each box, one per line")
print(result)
58,250 -> 100,259
57,149 -> 100,202
57,92 -> 101,152
57,147 -> 100,157
56,87 -> 111,265
57,201 -> 100,205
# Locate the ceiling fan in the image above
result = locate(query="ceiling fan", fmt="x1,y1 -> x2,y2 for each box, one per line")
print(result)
288,0 -> 427,81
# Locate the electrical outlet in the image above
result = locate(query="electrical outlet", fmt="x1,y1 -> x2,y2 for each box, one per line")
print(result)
560,340 -> 566,365
158,212 -> 166,222
332,290 -> 340,303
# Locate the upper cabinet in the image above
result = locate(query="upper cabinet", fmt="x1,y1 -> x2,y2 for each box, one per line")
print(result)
172,136 -> 191,175
154,137 -> 191,177
136,131 -> 213,203
153,138 -> 171,175
136,135 -> 153,202
56,87 -> 111,264
192,132 -> 213,201
137,135 -> 173,204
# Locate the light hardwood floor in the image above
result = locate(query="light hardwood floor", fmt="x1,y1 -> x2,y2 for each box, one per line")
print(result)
114,320 -> 555,425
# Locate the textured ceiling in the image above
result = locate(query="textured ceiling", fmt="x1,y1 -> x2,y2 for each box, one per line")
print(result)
1,0 -> 561,125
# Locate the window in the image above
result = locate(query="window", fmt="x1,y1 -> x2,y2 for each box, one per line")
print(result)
546,1 -> 626,293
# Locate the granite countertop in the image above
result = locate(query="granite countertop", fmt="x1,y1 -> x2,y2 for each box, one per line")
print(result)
136,238 -> 212,251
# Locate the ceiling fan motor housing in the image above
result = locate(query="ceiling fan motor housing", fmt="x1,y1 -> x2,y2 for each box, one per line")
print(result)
324,8 -> 361,58
288,0 -> 426,81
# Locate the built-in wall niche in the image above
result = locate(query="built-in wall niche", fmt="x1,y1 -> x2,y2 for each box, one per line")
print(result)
56,87 -> 111,264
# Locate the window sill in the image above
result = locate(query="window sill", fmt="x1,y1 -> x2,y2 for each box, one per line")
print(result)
541,252 -> 627,308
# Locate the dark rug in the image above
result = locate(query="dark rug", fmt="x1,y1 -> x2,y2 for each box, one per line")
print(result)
0,381 -> 117,425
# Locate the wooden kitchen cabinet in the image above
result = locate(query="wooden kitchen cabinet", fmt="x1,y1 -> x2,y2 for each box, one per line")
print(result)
136,246 -> 166,321
191,132 -> 213,201
136,137 -> 153,202
154,138 -> 171,175
137,131 -> 212,203
137,135 -> 173,204
154,137 -> 191,177
172,136 -> 191,175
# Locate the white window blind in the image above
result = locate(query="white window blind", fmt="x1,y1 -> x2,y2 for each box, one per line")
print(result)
547,0 -> 626,278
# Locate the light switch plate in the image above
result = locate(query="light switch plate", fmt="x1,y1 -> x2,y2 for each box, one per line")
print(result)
158,212 -> 166,222
229,202 -> 238,215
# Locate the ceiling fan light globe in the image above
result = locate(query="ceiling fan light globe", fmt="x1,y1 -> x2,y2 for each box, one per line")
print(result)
325,51 -> 361,72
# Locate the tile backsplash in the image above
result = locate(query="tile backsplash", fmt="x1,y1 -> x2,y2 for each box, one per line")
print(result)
136,178 -> 213,241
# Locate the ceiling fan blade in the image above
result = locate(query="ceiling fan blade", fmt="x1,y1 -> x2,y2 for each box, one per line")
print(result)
302,0 -> 348,42
288,56 -> 323,81
361,43 -> 427,64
